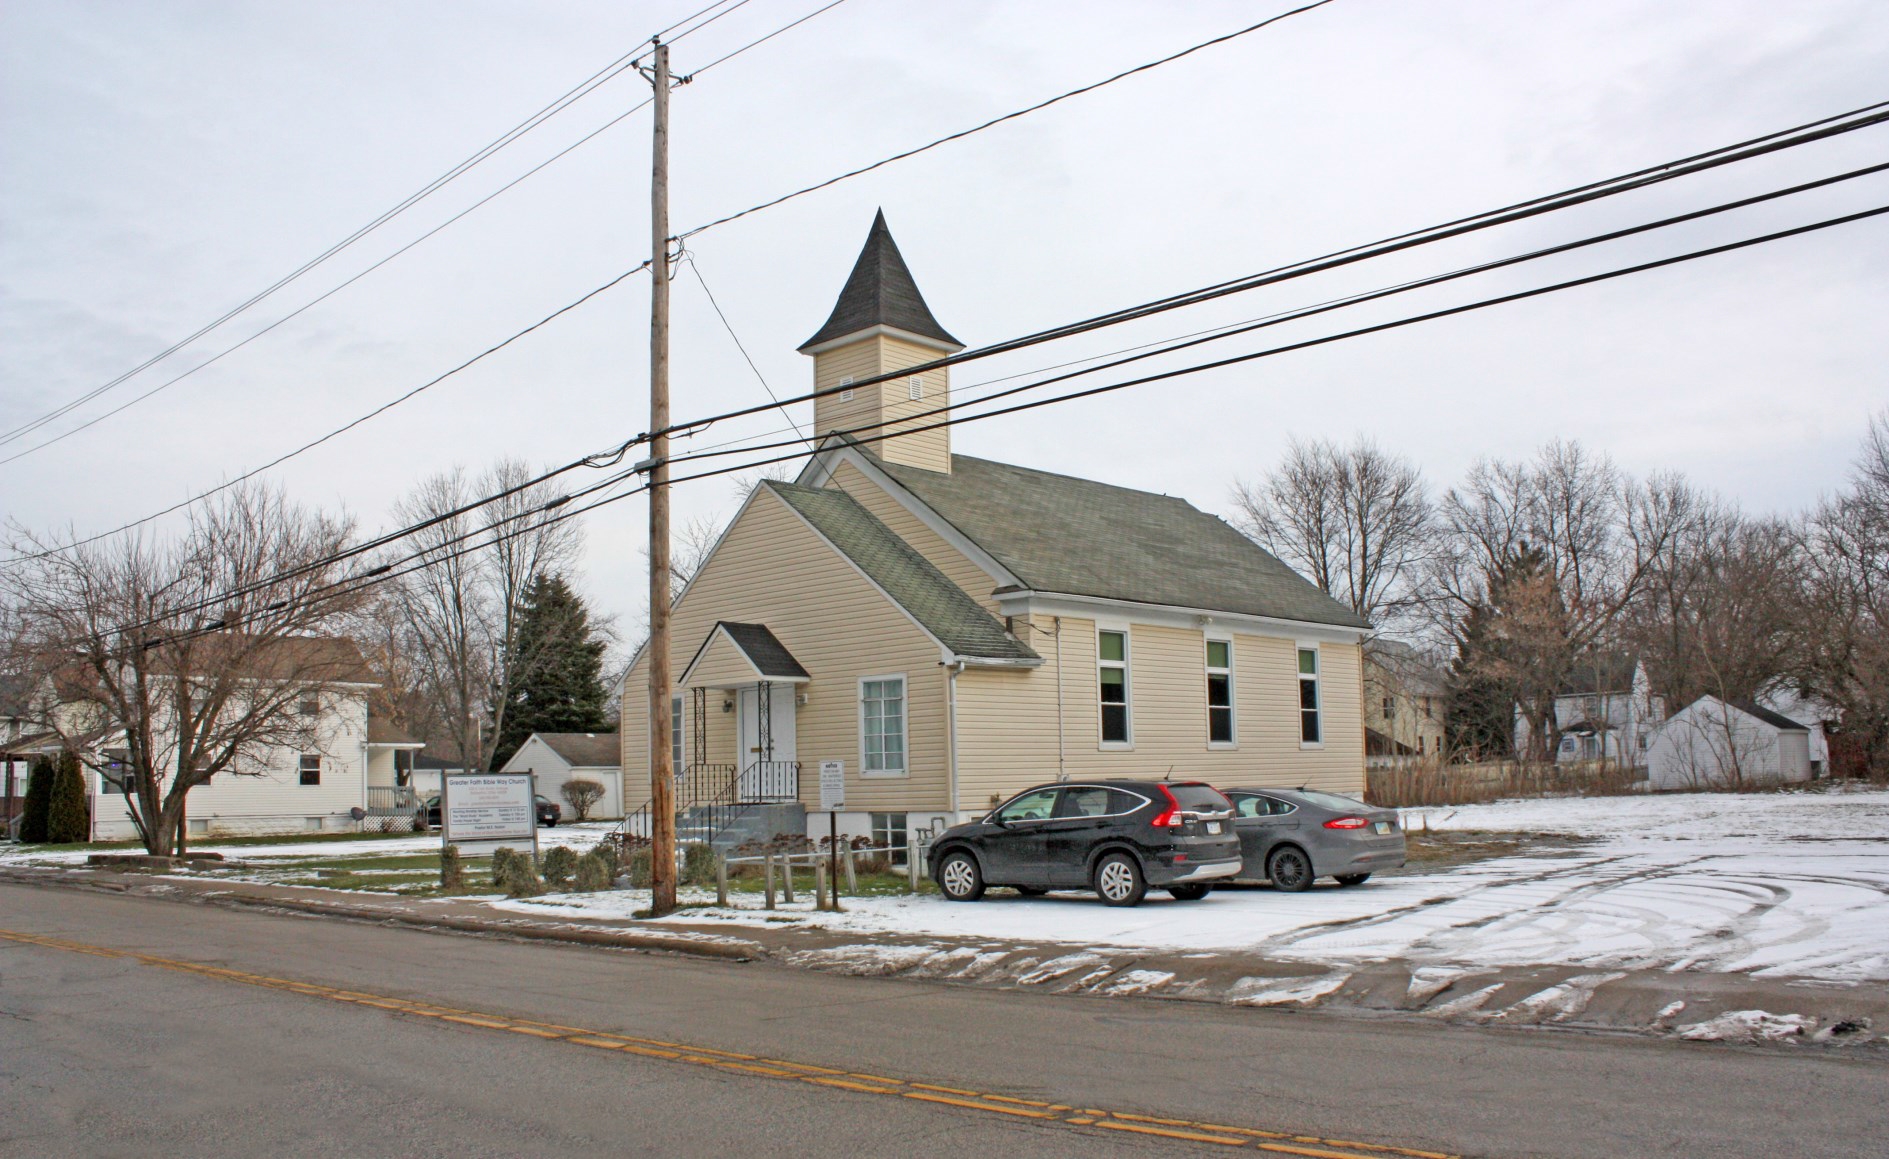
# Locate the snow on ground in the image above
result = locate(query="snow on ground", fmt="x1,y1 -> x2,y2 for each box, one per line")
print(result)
496,788 -> 1889,984
0,823 -> 617,866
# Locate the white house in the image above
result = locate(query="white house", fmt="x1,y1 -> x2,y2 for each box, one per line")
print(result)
1515,655 -> 1666,767
500,732 -> 622,821
1646,695 -> 1812,790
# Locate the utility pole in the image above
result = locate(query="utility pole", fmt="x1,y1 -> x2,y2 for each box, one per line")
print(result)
645,39 -> 677,917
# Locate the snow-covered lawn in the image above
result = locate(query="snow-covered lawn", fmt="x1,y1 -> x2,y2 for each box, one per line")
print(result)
0,822 -> 617,866
497,787 -> 1889,984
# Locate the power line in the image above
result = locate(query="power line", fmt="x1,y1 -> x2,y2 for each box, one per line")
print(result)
680,251 -> 811,445
673,0 -> 1338,240
0,40 -> 670,450
681,0 -> 854,78
657,159 -> 1889,474
0,263 -> 651,567
653,99 -> 1889,440
113,195 -> 1889,648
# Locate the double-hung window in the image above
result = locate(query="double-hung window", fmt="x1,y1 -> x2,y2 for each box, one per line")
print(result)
1298,647 -> 1322,746
861,676 -> 907,775
298,754 -> 322,786
1206,638 -> 1234,745
870,812 -> 908,861
1098,629 -> 1130,745
671,694 -> 684,772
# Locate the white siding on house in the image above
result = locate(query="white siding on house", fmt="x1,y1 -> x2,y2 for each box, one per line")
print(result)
91,690 -> 372,840
500,736 -> 623,821
1646,697 -> 1811,790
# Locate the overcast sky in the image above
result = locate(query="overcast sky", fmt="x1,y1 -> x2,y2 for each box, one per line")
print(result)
4,0 -> 1886,639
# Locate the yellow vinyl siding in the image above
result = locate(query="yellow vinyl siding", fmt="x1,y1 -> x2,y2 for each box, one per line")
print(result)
827,460 -> 998,615
683,631 -> 764,689
810,334 -> 951,473
954,616 -> 1364,808
620,486 -> 950,815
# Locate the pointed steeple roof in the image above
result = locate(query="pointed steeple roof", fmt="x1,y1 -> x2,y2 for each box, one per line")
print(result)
798,210 -> 961,352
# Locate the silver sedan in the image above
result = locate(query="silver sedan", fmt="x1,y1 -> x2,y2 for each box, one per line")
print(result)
1220,787 -> 1406,892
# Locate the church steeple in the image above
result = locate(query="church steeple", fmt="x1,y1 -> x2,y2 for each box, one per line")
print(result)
800,211 -> 961,473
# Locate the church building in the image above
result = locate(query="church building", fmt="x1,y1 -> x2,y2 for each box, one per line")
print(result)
618,212 -> 1369,853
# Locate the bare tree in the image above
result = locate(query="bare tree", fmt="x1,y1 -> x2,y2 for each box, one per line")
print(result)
1427,441 -> 1692,759
388,459 -> 582,771
0,484 -> 360,854
1798,411 -> 1889,778
1231,436 -> 1432,625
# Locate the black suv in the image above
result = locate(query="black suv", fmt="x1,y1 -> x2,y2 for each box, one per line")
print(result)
928,780 -> 1241,907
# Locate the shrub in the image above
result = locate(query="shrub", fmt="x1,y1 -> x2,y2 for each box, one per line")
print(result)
439,843 -> 464,889
590,839 -> 620,879
624,845 -> 653,889
573,849 -> 613,892
17,756 -> 53,843
541,845 -> 578,890
560,778 -> 606,823
46,753 -> 89,843
682,842 -> 717,887
492,847 -> 545,898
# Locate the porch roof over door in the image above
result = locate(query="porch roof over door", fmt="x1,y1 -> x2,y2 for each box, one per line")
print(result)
680,621 -> 811,689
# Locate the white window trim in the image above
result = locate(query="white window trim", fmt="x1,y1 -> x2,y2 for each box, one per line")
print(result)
1205,632 -> 1237,750
838,375 -> 855,402
906,375 -> 923,400
1097,624 -> 1133,750
671,694 -> 685,772
858,673 -> 910,778
1297,643 -> 1324,750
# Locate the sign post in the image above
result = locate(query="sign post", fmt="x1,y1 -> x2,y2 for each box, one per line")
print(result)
819,760 -> 844,910
441,772 -> 538,859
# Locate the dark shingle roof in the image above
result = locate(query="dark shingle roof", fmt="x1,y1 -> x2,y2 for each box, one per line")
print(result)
366,719 -> 422,746
798,210 -> 960,352
715,623 -> 810,679
534,732 -> 622,767
1558,654 -> 1639,696
867,451 -> 1370,630
1730,699 -> 1808,732
766,482 -> 1037,662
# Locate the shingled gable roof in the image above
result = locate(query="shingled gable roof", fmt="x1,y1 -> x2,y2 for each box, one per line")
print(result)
797,210 -> 961,352
763,482 -> 1038,663
684,622 -> 811,682
532,732 -> 622,767
845,444 -> 1370,631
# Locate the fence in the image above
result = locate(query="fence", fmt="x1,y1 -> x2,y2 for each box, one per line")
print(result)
362,785 -> 424,833
1365,759 -> 1642,808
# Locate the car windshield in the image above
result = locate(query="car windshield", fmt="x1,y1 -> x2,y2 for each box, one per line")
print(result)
1292,790 -> 1371,812
1166,784 -> 1232,812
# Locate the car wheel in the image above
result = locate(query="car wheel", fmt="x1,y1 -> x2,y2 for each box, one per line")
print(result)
1267,846 -> 1315,893
937,850 -> 986,902
1167,884 -> 1210,901
1334,873 -> 1371,887
1093,852 -> 1147,907
1015,885 -> 1048,896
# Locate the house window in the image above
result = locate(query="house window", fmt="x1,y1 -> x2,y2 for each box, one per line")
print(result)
298,694 -> 320,717
1381,695 -> 1395,722
671,695 -> 684,771
1422,696 -> 1434,720
907,376 -> 923,400
1098,629 -> 1130,745
838,375 -> 855,401
871,812 -> 908,861
1206,639 -> 1234,745
1298,648 -> 1322,746
299,754 -> 321,786
861,676 -> 907,775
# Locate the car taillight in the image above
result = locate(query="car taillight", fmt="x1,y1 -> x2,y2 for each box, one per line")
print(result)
1323,816 -> 1370,830
1150,784 -> 1182,827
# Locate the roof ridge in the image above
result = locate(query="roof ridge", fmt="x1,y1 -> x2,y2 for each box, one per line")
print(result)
797,210 -> 960,352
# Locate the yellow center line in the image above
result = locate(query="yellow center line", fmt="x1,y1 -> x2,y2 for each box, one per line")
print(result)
0,927 -> 1463,1159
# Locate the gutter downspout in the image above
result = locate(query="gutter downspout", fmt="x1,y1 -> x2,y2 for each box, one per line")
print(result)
945,660 -> 966,822
1053,617 -> 1066,783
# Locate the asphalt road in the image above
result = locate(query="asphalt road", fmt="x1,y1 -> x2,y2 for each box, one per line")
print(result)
1,883 -> 1882,1159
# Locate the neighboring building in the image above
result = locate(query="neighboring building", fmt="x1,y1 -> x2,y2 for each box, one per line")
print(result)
1646,695 -> 1812,790
618,212 -> 1372,850
1514,655 -> 1666,767
1363,639 -> 1446,765
1757,687 -> 1835,778
500,732 -> 623,820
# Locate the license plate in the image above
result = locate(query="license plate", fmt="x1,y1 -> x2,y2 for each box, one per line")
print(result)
1206,821 -> 1223,835
1374,821 -> 1392,835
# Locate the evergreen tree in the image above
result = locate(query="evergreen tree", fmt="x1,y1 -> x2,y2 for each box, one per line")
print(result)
1446,546 -> 1565,760
492,573 -> 610,768
18,755 -> 54,843
47,751 -> 90,843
